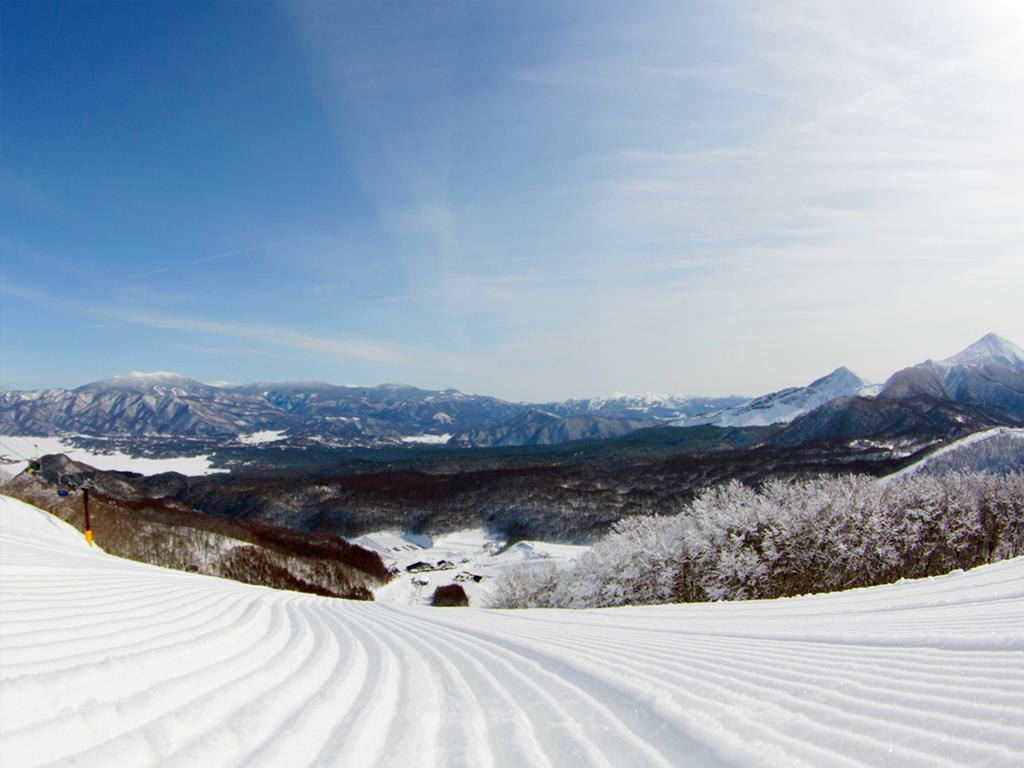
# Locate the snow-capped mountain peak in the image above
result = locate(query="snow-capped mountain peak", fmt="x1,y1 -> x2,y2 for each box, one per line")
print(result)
676,366 -> 870,428
938,333 -> 1024,370
809,366 -> 863,391
76,371 -> 207,394
878,333 -> 1024,421
104,371 -> 192,384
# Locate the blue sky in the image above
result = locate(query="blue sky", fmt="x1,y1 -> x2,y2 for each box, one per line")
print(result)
2,1 -> 1022,400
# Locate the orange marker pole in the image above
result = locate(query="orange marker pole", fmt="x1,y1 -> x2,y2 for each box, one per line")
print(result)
83,487 -> 93,546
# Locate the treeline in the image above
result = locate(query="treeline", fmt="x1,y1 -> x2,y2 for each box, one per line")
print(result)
143,440 -> 909,543
490,471 -> 1024,609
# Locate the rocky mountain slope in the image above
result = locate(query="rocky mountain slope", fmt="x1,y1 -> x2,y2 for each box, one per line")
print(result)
0,373 -> 285,438
769,393 -> 993,447
449,410 -> 661,447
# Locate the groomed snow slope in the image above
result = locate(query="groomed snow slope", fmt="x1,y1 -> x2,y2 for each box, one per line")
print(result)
2,496 -> 1023,768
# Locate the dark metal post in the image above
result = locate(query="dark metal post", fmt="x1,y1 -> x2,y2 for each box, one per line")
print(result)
83,487 -> 93,546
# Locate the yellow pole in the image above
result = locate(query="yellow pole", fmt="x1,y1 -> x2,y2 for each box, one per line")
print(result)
85,529 -> 93,547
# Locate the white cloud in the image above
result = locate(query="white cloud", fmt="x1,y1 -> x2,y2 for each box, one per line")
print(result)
455,0 -> 1024,397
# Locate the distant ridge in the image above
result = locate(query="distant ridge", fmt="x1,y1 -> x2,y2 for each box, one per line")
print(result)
674,367 -> 871,428
770,333 -> 1024,446
3,333 -> 1021,448
0,374 -> 742,447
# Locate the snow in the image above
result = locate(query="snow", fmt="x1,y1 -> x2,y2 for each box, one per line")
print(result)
3,494 -> 1022,767
858,382 -> 882,397
676,367 -> 869,428
237,429 -> 287,445
939,332 -> 1024,369
883,427 -> 1024,481
400,433 -> 452,445
587,392 -> 697,410
0,461 -> 27,483
355,528 -> 587,606
0,435 -> 225,476
123,370 -> 188,380
94,371 -> 197,390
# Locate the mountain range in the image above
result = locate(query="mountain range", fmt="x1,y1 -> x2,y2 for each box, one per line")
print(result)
770,333 -> 1024,446
0,372 -> 742,448
2,333 -> 1022,449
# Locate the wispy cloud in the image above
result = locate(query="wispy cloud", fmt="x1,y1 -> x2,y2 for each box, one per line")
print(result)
98,305 -> 410,365
1,276 -> 413,367
81,245 -> 273,297
582,2 -> 1024,258
281,2 -> 462,270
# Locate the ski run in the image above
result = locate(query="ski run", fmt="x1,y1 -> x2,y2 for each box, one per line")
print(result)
1,495 -> 1022,768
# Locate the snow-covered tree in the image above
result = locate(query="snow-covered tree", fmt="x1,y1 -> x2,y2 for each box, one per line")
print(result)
490,471 -> 1024,609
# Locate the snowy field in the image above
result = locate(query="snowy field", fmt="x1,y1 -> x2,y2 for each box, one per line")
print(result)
354,529 -> 588,606
1,496 -> 1023,768
400,433 -> 452,445
0,435 -> 223,477
236,430 -> 287,446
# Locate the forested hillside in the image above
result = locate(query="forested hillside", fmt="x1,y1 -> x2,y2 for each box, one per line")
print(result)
492,471 -> 1024,608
